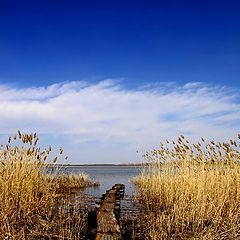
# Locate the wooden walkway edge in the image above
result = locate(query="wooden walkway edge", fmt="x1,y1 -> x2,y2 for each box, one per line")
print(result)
86,184 -> 125,240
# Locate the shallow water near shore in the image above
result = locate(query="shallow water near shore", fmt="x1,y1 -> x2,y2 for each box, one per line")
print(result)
51,165 -> 143,220
62,165 -> 142,197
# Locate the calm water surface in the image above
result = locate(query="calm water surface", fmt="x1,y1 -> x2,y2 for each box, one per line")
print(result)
63,165 -> 142,197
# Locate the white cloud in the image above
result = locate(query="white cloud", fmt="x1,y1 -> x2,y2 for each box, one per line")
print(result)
0,80 -> 239,163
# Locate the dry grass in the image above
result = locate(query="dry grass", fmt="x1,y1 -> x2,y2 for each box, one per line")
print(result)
133,135 -> 240,239
0,131 -> 91,239
52,173 -> 89,193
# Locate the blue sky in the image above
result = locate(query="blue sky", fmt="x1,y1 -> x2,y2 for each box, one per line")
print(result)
0,1 -> 240,163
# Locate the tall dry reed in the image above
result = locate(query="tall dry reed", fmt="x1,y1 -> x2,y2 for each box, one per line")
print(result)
0,131 -> 90,239
133,135 -> 240,239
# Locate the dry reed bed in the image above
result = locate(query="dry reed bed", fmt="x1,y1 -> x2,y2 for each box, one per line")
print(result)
0,131 -> 91,239
133,135 -> 240,239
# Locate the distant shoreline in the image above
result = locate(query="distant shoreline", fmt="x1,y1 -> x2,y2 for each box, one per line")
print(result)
49,163 -> 145,167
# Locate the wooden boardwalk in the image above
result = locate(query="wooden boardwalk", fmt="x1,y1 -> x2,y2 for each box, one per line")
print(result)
86,184 -> 125,240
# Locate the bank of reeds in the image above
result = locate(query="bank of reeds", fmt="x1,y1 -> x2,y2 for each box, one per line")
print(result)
133,135 -> 240,239
0,131 -> 91,239
52,172 -> 100,194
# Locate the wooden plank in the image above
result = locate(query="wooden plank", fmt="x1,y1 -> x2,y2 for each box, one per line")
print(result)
86,184 -> 125,240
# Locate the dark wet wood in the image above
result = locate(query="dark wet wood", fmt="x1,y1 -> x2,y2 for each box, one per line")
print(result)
86,184 -> 125,240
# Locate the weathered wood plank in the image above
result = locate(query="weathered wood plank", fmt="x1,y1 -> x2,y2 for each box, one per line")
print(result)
86,184 -> 125,240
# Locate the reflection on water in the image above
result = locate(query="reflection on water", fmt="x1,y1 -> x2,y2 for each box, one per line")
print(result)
61,165 -> 142,198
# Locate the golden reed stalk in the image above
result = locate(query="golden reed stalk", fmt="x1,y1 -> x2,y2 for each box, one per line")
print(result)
0,131 -> 89,239
133,134 -> 240,239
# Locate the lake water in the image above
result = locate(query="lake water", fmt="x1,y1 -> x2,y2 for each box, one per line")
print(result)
62,165 -> 142,198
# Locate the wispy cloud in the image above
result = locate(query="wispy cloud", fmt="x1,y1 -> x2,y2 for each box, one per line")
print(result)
0,80 -> 239,163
